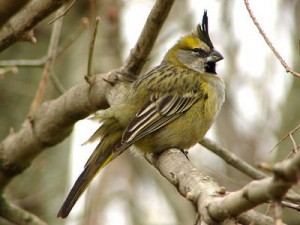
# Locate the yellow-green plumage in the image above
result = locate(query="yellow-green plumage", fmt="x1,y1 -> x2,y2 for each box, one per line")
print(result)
58,11 -> 225,218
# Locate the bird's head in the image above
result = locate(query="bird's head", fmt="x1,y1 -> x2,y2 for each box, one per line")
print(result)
163,11 -> 223,74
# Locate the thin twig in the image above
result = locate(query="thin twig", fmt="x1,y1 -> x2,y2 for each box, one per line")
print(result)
200,137 -> 266,179
28,6 -> 65,116
0,18 -> 89,68
50,72 -> 66,94
270,123 -> 300,152
244,0 -> 300,78
86,17 -> 100,77
48,0 -> 77,25
281,200 -> 300,211
284,134 -> 299,159
0,57 -> 47,67
289,133 -> 298,154
273,201 -> 283,225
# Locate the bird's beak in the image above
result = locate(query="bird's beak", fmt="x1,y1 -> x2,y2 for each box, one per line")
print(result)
207,49 -> 223,62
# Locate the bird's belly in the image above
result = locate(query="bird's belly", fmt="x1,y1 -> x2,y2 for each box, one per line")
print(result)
134,78 -> 224,154
135,101 -> 218,153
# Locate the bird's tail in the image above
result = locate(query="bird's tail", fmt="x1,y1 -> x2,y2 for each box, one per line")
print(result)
57,130 -> 124,218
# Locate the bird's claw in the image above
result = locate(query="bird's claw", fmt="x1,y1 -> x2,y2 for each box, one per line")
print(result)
180,149 -> 189,160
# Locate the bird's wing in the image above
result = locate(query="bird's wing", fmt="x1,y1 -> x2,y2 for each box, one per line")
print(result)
120,91 -> 200,146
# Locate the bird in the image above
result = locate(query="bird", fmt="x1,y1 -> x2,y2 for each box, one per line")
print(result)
57,10 -> 225,218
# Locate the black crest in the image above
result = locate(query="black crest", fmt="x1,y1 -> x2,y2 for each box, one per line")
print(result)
197,10 -> 214,49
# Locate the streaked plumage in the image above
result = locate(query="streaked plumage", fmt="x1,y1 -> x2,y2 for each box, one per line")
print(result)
58,11 -> 225,218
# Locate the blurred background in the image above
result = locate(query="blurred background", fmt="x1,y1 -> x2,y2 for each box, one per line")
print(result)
0,0 -> 300,224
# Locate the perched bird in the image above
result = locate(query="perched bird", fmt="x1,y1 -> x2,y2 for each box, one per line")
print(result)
58,11 -> 225,218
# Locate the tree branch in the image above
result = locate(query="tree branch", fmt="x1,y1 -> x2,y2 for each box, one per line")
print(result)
48,0 -> 77,25
146,149 -> 282,224
0,0 -> 31,27
0,0 -> 70,51
200,137 -> 266,180
0,196 -> 48,225
147,144 -> 300,223
207,147 -> 300,223
120,0 -> 174,80
0,74 -> 110,190
86,17 -> 100,77
200,137 -> 300,207
0,17 -> 89,68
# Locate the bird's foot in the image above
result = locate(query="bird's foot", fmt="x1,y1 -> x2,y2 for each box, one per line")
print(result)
179,149 -> 189,160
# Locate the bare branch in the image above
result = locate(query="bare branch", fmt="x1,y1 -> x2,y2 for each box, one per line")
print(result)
237,210 -> 279,225
146,149 -> 280,224
28,6 -> 65,116
48,0 -> 77,25
243,0 -> 300,78
120,0 -> 174,80
0,0 -> 70,51
0,17 -> 89,68
0,73 -> 110,190
280,200 -> 300,211
201,137 -> 300,206
200,137 -> 266,179
207,147 -> 300,223
146,141 -> 300,223
0,0 -> 31,27
270,123 -> 300,153
274,201 -> 283,225
86,17 -> 100,78
289,133 -> 298,155
0,196 -> 48,225
0,57 -> 47,67
206,177 -> 289,222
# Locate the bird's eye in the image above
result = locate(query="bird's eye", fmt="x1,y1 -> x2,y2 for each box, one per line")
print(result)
191,48 -> 209,57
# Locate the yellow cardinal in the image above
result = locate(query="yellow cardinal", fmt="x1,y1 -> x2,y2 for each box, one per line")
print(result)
58,11 -> 225,218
